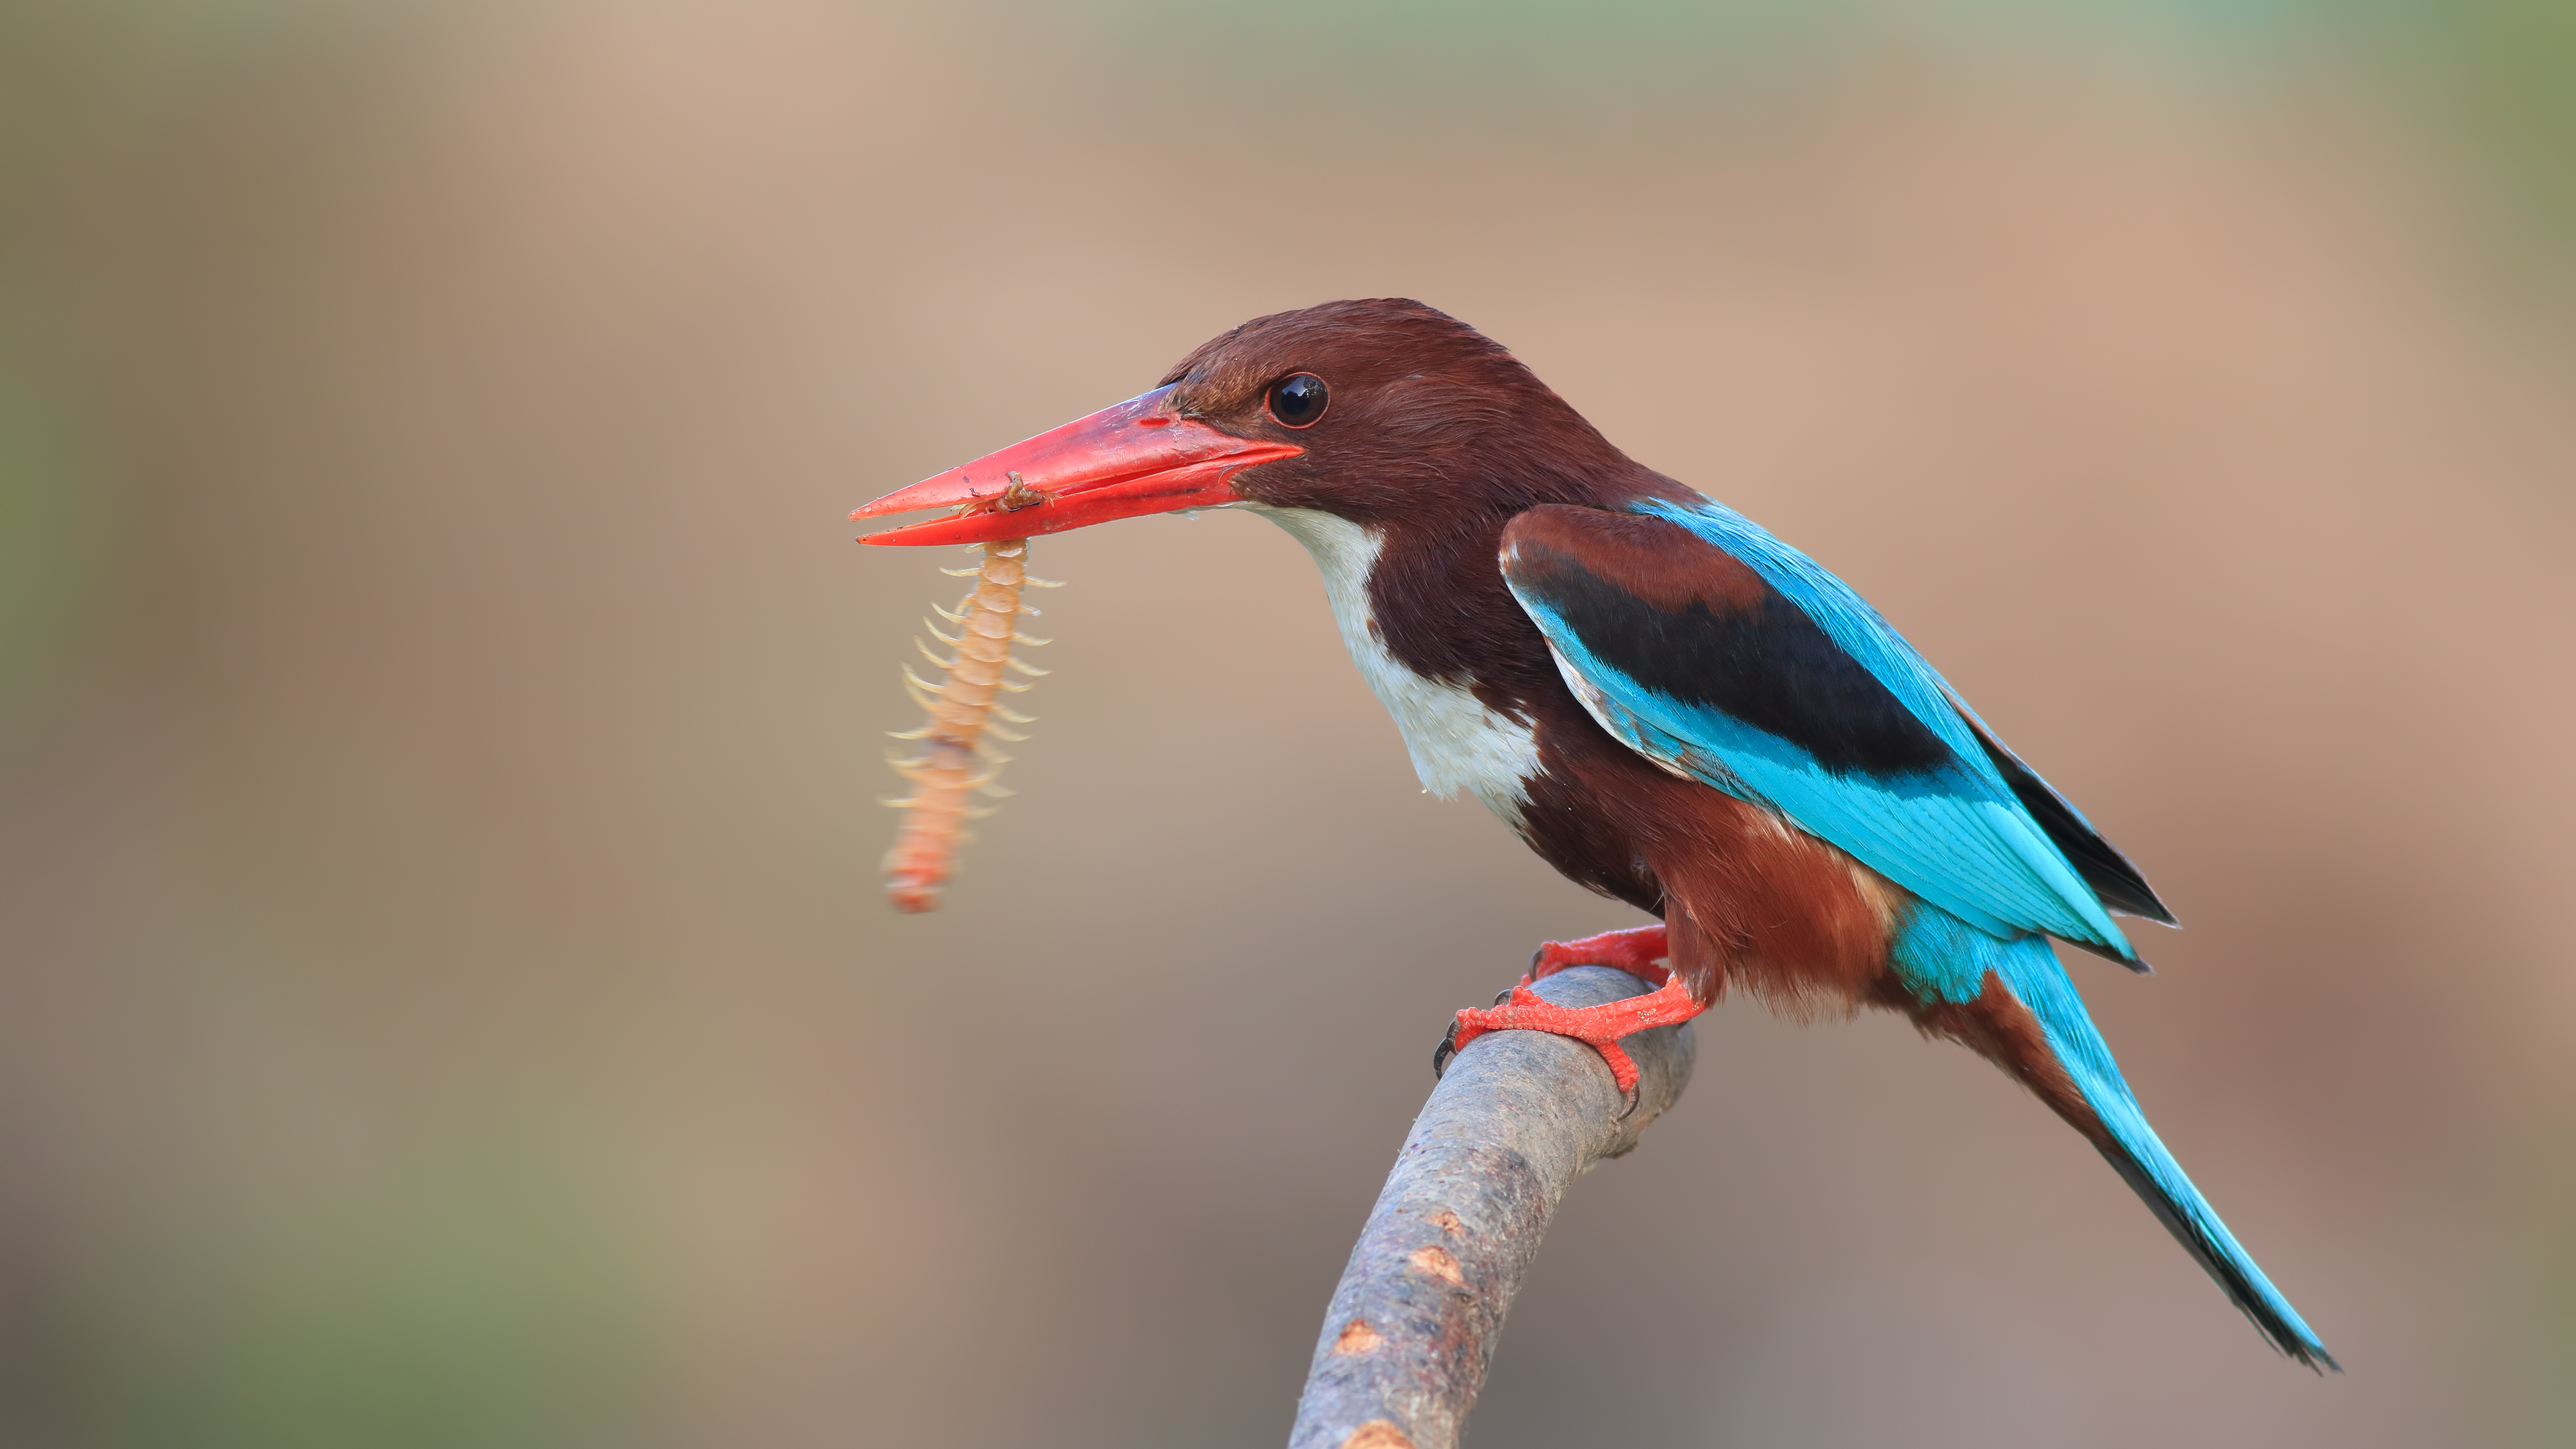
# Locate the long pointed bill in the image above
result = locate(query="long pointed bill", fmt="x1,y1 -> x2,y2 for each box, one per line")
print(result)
851,384 -> 1303,546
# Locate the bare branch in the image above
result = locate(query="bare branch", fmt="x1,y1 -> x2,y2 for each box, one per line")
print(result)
1287,965 -> 1698,1449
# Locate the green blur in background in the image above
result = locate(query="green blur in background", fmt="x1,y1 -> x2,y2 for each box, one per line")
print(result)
1,1 -> 2572,1446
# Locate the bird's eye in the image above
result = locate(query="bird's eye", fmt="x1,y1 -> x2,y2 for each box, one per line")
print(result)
1266,373 -> 1328,429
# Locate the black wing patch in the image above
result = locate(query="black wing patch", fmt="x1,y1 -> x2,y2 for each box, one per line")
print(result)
1505,525 -> 1953,778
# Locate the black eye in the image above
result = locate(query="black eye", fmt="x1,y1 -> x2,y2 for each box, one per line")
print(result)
1266,373 -> 1328,429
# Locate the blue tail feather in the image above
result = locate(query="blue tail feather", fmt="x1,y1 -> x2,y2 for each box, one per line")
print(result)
1895,911 -> 2338,1371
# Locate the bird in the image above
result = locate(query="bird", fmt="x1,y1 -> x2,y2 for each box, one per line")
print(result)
852,297 -> 2335,1370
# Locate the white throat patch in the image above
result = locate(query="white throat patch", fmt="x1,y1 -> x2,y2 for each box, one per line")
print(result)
1247,506 -> 1543,822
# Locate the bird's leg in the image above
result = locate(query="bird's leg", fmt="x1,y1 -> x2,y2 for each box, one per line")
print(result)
1529,924 -> 1670,985
1436,973 -> 1705,1097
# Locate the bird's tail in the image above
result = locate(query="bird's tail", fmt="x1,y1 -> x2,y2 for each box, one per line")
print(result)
1986,938 -> 2339,1372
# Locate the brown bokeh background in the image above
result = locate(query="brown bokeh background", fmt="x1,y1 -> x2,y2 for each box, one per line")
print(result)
3,3 -> 2573,1446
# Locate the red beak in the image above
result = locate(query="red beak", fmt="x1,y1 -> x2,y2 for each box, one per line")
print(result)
851,384 -> 1303,546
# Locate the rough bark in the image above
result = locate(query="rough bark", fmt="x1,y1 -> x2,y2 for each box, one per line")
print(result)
1287,965 -> 1697,1449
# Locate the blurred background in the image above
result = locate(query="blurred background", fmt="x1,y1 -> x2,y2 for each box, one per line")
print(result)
2,1 -> 2572,1445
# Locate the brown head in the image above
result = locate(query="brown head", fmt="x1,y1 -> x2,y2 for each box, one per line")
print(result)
852,299 -> 1659,545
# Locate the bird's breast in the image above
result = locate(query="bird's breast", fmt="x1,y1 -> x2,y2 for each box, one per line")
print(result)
1249,505 -> 1543,824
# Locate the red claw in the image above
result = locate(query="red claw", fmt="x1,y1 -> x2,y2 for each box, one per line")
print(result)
1446,972 -> 1705,1096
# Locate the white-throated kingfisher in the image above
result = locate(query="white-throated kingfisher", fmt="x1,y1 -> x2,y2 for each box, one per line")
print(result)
853,299 -> 2334,1369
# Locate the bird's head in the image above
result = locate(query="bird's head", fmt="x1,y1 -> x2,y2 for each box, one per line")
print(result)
853,299 -> 1643,546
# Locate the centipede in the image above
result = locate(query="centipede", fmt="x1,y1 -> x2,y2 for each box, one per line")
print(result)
880,534 -> 1059,912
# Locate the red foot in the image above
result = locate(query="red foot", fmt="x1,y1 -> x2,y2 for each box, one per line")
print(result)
1531,924 -> 1670,985
1447,973 -> 1705,1095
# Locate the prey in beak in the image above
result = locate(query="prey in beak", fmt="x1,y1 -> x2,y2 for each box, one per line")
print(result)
851,384 -> 1303,547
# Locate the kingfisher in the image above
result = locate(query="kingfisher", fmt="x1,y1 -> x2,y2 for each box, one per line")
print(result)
853,298 -> 2335,1369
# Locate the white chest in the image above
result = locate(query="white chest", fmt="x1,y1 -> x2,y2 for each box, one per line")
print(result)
1248,506 -> 1543,823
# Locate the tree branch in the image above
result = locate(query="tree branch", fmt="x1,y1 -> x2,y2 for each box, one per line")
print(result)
1287,965 -> 1698,1449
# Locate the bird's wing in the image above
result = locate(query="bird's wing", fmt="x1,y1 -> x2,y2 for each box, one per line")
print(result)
1499,497 -> 2167,961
